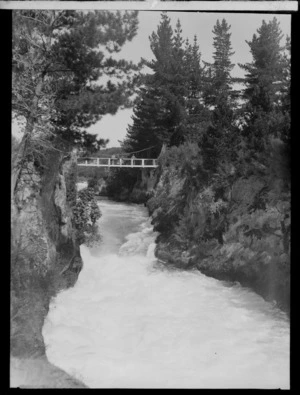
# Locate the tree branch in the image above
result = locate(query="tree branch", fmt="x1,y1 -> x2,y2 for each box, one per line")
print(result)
20,14 -> 50,28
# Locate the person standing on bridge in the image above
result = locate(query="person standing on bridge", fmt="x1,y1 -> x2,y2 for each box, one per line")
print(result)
131,154 -> 136,166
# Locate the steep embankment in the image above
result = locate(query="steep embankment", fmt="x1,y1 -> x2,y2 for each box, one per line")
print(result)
147,150 -> 290,314
11,150 -> 87,388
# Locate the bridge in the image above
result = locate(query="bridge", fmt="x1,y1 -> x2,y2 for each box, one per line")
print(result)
77,157 -> 158,168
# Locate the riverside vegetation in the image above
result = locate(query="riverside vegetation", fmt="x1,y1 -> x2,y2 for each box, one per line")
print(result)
11,10 -> 139,387
105,15 -> 291,313
147,142 -> 290,313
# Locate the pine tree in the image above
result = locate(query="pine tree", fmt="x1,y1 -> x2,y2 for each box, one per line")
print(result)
202,19 -> 237,171
124,13 -> 177,152
12,10 -> 139,193
122,86 -> 162,158
184,36 -> 211,144
240,18 -> 284,113
238,17 -> 287,152
124,14 -> 209,154
167,19 -> 189,146
148,15 -> 187,147
148,13 -> 174,77
277,35 -> 291,145
204,19 -> 236,108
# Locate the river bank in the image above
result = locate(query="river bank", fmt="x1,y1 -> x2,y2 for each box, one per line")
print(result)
141,144 -> 290,316
104,170 -> 290,315
10,268 -> 89,388
10,357 -> 88,388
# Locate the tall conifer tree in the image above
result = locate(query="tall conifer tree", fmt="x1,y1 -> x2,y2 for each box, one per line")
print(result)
12,10 -> 140,195
202,18 -> 236,170
123,13 -> 178,152
123,14 -> 209,154
184,36 -> 211,143
122,86 -> 162,158
239,17 -> 287,152
149,16 -> 187,146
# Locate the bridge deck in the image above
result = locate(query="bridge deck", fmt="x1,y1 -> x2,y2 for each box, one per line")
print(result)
77,157 -> 158,168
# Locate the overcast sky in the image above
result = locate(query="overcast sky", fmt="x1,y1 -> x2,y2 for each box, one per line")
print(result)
88,11 -> 291,148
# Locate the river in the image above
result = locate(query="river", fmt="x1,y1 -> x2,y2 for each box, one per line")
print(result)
43,199 -> 290,389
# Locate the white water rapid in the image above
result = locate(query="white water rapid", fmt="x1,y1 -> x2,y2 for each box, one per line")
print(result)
43,200 -> 290,389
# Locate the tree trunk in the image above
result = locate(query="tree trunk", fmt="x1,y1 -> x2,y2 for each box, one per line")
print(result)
11,77 -> 44,199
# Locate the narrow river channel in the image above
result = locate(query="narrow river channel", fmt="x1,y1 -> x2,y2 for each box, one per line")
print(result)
43,199 -> 290,388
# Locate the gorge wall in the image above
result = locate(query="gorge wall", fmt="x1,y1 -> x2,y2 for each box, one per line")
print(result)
11,150 -> 84,372
146,152 -> 290,315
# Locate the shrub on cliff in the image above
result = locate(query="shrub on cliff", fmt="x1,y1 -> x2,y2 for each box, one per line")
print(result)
73,187 -> 101,243
158,143 -> 209,185
87,175 -> 99,191
64,159 -> 78,209
149,144 -> 210,240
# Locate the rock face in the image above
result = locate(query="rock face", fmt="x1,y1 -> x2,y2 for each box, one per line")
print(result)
10,356 -> 88,389
147,164 -> 290,314
11,150 -> 83,359
129,168 -> 158,203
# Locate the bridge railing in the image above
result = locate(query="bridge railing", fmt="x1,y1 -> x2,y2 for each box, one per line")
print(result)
144,159 -> 156,166
77,158 -> 99,165
98,158 -> 110,166
77,157 -> 158,168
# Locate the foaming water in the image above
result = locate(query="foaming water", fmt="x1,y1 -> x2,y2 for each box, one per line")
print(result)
43,200 -> 290,389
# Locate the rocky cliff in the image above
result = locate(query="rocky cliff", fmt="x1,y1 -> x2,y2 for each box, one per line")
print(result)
128,168 -> 158,203
147,155 -> 290,314
11,149 -> 85,387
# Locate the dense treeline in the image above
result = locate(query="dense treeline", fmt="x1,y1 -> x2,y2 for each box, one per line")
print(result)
110,13 -> 291,312
108,14 -> 290,200
122,14 -> 290,170
129,14 -> 289,200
